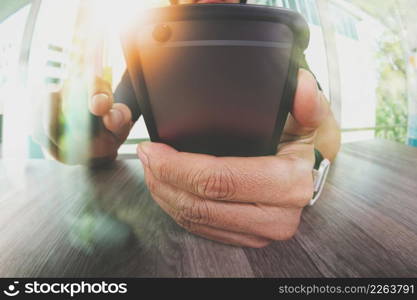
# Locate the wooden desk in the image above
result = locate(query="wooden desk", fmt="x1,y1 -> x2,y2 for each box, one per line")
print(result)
1,139 -> 416,277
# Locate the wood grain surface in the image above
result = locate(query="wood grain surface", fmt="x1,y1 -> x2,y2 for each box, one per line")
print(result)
0,139 -> 416,277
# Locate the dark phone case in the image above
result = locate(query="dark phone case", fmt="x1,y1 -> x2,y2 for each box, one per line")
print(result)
122,4 -> 309,156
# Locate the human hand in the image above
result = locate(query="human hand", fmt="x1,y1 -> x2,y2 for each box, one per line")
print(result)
137,69 -> 330,247
34,76 -> 133,166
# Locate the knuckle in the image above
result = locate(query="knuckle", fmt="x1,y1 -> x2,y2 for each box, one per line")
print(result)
264,225 -> 297,241
175,211 -> 196,233
154,159 -> 176,183
196,166 -> 237,200
278,225 -> 299,241
179,198 -> 212,226
263,211 -> 301,241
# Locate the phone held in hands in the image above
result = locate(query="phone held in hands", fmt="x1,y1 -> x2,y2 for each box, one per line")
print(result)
122,4 -> 309,156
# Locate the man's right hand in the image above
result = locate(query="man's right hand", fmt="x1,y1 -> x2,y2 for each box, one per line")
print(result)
34,76 -> 133,166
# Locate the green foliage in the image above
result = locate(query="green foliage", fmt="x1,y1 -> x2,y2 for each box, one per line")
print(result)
374,35 -> 408,143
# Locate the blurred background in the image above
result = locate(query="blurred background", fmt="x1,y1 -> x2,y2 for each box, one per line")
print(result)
0,0 -> 416,159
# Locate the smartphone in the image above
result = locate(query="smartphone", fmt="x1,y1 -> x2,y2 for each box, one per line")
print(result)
122,4 -> 309,156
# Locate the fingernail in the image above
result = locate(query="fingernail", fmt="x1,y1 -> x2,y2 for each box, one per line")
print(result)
137,143 -> 150,167
91,93 -> 109,109
109,109 -> 124,127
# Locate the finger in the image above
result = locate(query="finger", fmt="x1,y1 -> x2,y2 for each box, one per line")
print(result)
138,142 -> 313,207
88,106 -> 133,159
89,113 -> 132,159
283,69 -> 329,138
102,103 -> 132,134
146,172 -> 302,241
39,96 -> 127,164
180,222 -> 272,248
89,76 -> 113,116
153,194 -> 271,248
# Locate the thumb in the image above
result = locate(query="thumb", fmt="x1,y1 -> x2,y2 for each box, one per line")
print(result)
283,69 -> 329,139
88,76 -> 113,116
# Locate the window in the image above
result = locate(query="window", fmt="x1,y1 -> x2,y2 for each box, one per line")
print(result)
329,3 -> 359,40
251,0 -> 320,26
